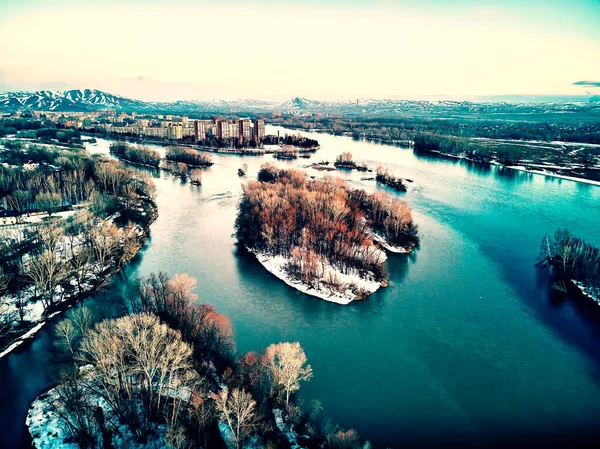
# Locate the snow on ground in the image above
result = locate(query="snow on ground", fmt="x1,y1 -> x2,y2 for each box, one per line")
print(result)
0,212 -> 144,360
0,322 -> 46,358
273,408 -> 305,449
24,210 -> 78,224
27,365 -> 177,449
574,280 -> 600,305
507,166 -> 600,186
370,232 -> 411,254
27,387 -> 78,449
251,250 -> 382,305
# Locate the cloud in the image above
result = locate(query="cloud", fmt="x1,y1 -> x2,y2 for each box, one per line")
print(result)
573,80 -> 600,87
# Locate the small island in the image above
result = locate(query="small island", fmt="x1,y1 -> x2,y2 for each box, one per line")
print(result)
272,145 -> 299,160
334,152 -> 369,172
235,164 -> 419,304
539,229 -> 600,304
376,166 -> 407,192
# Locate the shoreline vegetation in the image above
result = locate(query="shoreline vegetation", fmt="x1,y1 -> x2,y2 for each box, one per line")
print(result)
375,166 -> 408,192
109,142 -> 210,185
0,142 -> 158,358
27,272 -> 371,449
235,164 -> 419,303
539,229 -> 600,305
268,116 -> 600,184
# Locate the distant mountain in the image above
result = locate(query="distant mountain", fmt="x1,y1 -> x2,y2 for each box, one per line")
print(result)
0,89 -> 147,112
0,89 -> 283,114
279,97 -> 323,111
0,89 -> 598,118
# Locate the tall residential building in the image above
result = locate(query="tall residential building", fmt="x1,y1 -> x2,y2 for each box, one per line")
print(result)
231,120 -> 240,141
194,120 -> 206,142
253,119 -> 265,141
216,119 -> 230,139
168,123 -> 183,140
239,119 -> 251,142
143,127 -> 169,139
183,127 -> 196,138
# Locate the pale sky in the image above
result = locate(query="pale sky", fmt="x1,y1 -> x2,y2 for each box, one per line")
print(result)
0,0 -> 599,101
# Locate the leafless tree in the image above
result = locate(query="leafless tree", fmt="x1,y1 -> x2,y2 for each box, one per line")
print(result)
79,313 -> 197,442
214,387 -> 258,449
56,319 -> 78,357
0,300 -> 17,338
71,307 -> 94,338
189,169 -> 203,185
263,342 -> 313,407
25,249 -> 70,308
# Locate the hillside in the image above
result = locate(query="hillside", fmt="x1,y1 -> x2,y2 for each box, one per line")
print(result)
1,89 -> 599,119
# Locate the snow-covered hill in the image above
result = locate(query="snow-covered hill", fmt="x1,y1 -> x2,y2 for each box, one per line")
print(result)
0,89 -> 147,112
0,89 -> 597,117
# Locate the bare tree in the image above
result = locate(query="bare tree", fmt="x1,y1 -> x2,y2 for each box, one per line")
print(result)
56,319 -> 78,357
79,313 -> 197,442
36,192 -> 62,215
190,386 -> 215,449
189,169 -> 202,185
71,307 -> 94,338
25,249 -> 70,308
0,300 -> 17,338
263,342 -> 313,407
88,221 -> 120,273
214,387 -> 258,449
70,248 -> 92,294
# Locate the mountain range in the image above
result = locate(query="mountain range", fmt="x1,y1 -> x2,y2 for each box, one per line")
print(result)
1,89 -> 599,118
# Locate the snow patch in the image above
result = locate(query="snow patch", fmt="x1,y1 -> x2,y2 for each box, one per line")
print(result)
251,250 -> 382,305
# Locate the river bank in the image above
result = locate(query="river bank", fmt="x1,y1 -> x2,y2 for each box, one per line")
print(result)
267,124 -> 600,185
82,131 -> 320,155
251,250 -> 384,305
0,199 -> 157,360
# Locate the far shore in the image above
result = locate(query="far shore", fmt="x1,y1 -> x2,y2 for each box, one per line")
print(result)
82,131 -> 320,155
267,125 -> 600,186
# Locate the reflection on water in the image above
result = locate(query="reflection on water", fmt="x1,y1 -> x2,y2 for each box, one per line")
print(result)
1,129 -> 600,449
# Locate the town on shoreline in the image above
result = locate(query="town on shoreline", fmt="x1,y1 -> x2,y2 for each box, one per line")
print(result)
2,109 -> 321,155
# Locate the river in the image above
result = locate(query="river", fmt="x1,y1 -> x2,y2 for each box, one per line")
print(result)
1,127 -> 600,448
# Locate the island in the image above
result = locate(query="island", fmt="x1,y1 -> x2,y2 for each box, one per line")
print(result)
334,152 -> 369,171
235,164 -> 419,304
376,166 -> 408,192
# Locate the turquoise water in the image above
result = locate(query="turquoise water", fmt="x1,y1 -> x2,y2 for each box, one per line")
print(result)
1,128 -> 600,448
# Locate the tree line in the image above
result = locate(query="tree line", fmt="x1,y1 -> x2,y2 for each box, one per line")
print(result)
48,272 -> 370,449
0,144 -> 155,217
0,118 -> 83,145
270,114 -> 600,145
109,142 -> 161,168
413,134 -> 496,163
165,147 -> 213,167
